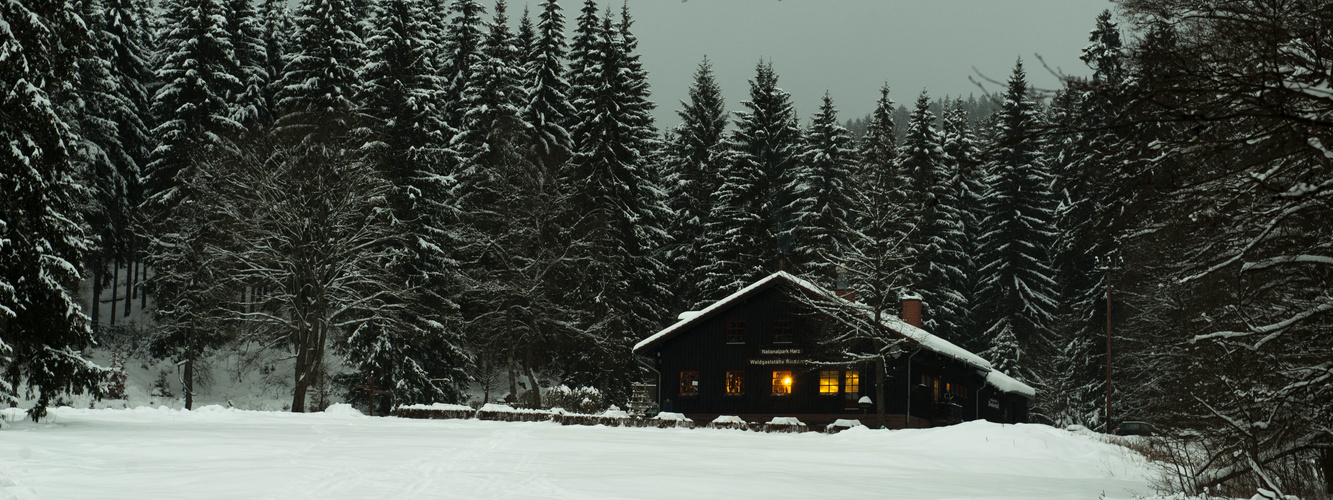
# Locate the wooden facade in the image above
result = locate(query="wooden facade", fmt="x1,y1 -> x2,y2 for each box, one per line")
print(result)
633,272 -> 1033,429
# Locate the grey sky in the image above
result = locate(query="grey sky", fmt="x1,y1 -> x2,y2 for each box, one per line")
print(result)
516,0 -> 1117,128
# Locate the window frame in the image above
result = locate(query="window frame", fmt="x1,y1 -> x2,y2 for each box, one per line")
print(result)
771,318 -> 794,344
844,370 -> 860,395
725,370 -> 746,397
771,370 -> 794,396
679,370 -> 700,397
818,370 -> 840,396
724,320 -> 746,344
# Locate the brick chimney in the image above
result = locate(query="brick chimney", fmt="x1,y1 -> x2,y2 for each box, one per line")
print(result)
901,296 -> 922,328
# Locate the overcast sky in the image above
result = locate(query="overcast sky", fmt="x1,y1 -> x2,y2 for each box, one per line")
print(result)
514,0 -> 1118,128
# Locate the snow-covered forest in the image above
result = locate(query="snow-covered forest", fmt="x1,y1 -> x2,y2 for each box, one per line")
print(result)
1,0 -> 1329,496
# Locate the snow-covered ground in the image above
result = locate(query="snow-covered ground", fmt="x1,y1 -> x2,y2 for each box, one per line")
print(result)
0,405 -> 1159,500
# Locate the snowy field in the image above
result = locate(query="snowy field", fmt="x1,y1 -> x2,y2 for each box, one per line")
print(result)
0,406 -> 1158,500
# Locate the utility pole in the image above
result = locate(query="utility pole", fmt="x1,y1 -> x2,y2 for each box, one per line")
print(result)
1097,252 -> 1122,431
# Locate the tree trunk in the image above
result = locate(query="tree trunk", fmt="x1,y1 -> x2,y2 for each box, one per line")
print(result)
507,351 -> 519,404
90,259 -> 102,328
1321,447 -> 1332,495
124,255 -> 135,317
524,348 -> 542,408
184,339 -> 194,410
109,256 -> 120,326
291,324 -> 310,413
139,258 -> 147,309
876,357 -> 887,429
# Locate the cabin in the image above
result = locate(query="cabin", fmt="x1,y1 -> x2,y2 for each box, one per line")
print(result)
632,271 -> 1034,429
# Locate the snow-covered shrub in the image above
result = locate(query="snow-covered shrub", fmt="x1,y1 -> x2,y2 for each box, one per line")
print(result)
545,385 -> 605,415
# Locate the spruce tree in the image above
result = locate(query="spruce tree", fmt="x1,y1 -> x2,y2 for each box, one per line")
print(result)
662,57 -> 727,310
561,4 -> 667,403
257,0 -> 293,127
145,0 -> 242,204
361,0 -> 448,204
356,0 -> 467,409
940,98 -> 984,352
144,0 -> 244,410
974,60 -> 1059,383
439,0 -> 485,133
90,0 -> 156,323
797,91 -> 858,283
226,0 -> 268,131
522,0 -> 576,171
275,0 -> 368,145
1046,10 -> 1126,430
898,90 -> 968,341
1,0 -> 111,419
565,0 -> 601,150
700,61 -> 803,296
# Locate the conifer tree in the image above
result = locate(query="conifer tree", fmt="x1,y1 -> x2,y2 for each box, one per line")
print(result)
145,0 -> 243,204
227,0 -> 268,131
796,91 -> 858,283
515,5 -> 535,70
565,0 -> 601,150
1,0 -> 111,418
78,0 -> 131,329
361,0 -> 448,202
974,60 -> 1059,383
439,0 -> 485,132
90,0 -> 155,323
257,0 -> 293,126
1046,10 -> 1127,430
275,0 -> 368,144
144,0 -> 245,410
700,61 -> 803,297
561,4 -> 667,403
663,58 -> 727,310
940,98 -> 984,352
898,90 -> 968,340
522,0 -> 576,171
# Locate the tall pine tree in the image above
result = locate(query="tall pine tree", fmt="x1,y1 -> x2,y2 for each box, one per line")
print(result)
662,57 -> 727,310
796,91 -> 858,284
974,60 -> 1059,385
1,0 -> 111,419
275,0 -> 367,145
700,61 -> 803,296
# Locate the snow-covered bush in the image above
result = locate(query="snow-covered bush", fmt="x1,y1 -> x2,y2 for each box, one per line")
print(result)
545,385 -> 606,415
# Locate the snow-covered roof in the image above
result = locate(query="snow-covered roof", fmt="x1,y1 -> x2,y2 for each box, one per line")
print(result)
985,370 -> 1037,398
634,271 -> 1035,397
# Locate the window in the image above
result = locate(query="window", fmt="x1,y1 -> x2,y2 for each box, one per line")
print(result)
772,370 -> 793,396
819,370 -> 840,395
771,319 -> 794,344
725,371 -> 745,396
724,320 -> 746,344
844,370 -> 860,395
679,371 -> 700,397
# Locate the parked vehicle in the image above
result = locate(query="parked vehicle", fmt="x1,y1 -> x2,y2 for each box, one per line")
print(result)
1111,421 -> 1156,436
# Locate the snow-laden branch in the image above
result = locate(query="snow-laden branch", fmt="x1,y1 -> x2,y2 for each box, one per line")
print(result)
1192,300 -> 1333,348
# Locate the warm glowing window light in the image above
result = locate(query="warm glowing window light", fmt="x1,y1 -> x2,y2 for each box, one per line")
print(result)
726,371 -> 745,395
845,370 -> 860,394
772,370 -> 793,395
819,370 -> 839,394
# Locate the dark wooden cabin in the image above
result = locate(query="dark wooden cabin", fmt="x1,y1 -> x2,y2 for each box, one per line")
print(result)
633,271 -> 1033,429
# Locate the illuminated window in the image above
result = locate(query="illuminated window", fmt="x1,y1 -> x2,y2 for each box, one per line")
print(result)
680,371 -> 700,397
819,370 -> 839,394
725,371 -> 745,395
724,320 -> 746,343
844,370 -> 860,395
771,319 -> 794,344
772,370 -> 793,396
